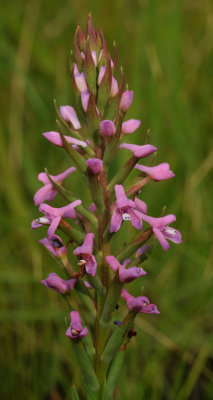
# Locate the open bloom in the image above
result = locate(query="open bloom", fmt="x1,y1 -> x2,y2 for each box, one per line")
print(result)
66,311 -> 88,339
73,233 -> 97,276
106,255 -> 146,283
34,167 -> 76,205
110,185 -> 143,233
39,235 -> 67,257
122,289 -> 160,314
140,213 -> 182,251
119,143 -> 157,158
135,163 -> 175,181
31,200 -> 81,238
41,273 -> 76,294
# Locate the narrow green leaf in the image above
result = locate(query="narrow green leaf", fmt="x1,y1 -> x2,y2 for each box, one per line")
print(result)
100,271 -> 122,325
72,385 -> 80,400
101,351 -> 125,400
73,342 -> 99,393
101,321 -> 133,363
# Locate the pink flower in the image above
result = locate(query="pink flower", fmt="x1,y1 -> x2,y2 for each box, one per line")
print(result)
135,163 -> 175,181
34,167 -> 76,205
122,289 -> 160,314
122,119 -> 141,135
100,120 -> 116,137
139,213 -> 182,251
31,200 -> 81,238
39,235 -> 67,257
60,106 -> 81,130
120,90 -> 134,111
110,185 -> 142,233
66,311 -> 88,339
105,255 -> 146,283
73,233 -> 97,276
41,273 -> 76,294
119,143 -> 157,158
86,158 -> 103,174
43,131 -> 87,148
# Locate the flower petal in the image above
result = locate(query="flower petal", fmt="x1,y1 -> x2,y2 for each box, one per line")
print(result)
121,119 -> 141,134
110,208 -> 122,233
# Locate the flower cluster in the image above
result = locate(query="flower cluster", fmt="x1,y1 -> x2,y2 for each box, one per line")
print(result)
32,14 -> 181,398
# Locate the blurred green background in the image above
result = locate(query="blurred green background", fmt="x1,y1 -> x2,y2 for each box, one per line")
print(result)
1,0 -> 213,399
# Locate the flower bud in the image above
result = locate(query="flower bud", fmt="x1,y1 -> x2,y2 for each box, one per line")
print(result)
100,120 -> 116,136
86,158 -> 103,174
120,90 -> 134,111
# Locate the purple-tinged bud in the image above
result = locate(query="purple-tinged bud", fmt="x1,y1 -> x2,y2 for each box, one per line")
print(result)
86,158 -> 103,174
100,120 -> 116,136
111,76 -> 118,97
66,311 -> 88,339
122,119 -> 141,135
60,106 -> 81,130
91,50 -> 97,66
98,65 -> 106,85
134,163 -> 175,181
41,273 -> 76,294
120,90 -> 134,111
81,92 -> 90,112
74,64 -> 88,92
120,143 -> 157,158
43,131 -> 87,148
